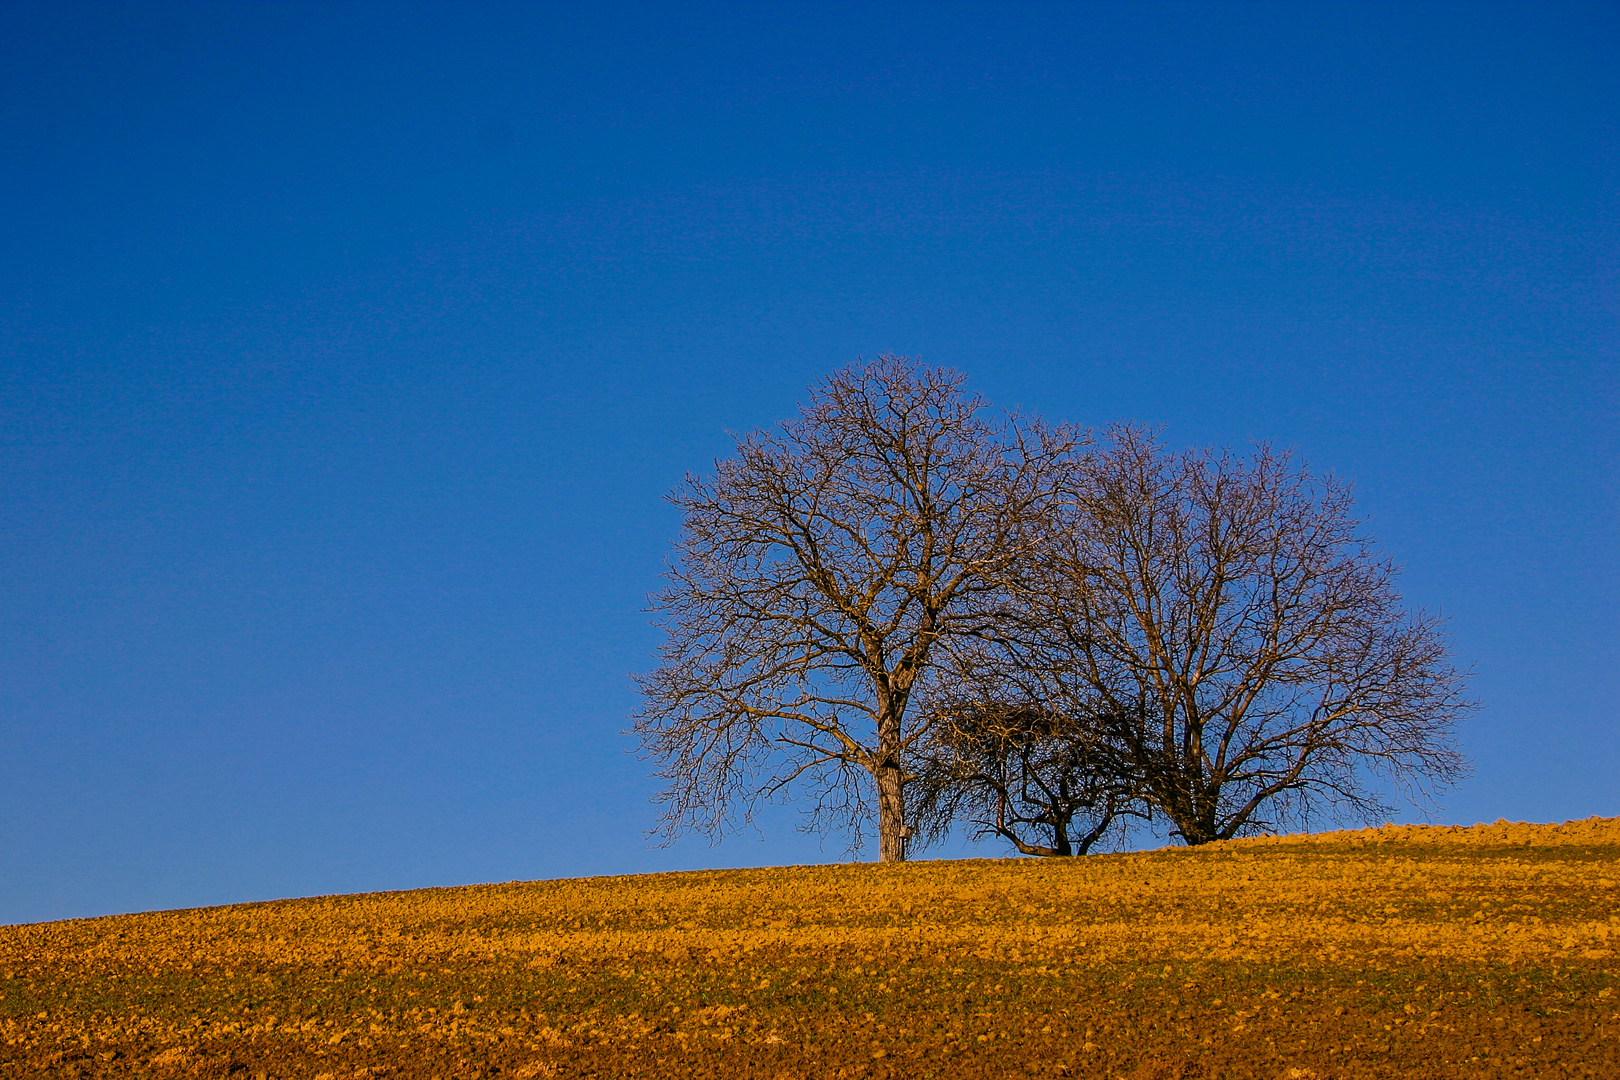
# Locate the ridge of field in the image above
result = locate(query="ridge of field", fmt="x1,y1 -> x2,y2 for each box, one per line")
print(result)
3,818 -> 1617,1079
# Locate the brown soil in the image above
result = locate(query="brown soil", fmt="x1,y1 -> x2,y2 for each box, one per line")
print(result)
4,817 -> 1617,1078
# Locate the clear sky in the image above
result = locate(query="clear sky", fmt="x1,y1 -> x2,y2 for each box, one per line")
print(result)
1,1 -> 1615,925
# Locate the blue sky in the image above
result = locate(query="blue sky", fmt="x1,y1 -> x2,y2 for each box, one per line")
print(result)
1,1 -> 1615,925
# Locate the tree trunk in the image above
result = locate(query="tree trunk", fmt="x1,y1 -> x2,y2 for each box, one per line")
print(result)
876,757 -> 905,862
874,707 -> 908,863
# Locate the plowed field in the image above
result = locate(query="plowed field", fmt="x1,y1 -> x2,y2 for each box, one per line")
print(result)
4,818 -> 1618,1078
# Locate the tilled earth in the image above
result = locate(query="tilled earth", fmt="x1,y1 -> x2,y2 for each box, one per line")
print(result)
4,818 -> 1617,1078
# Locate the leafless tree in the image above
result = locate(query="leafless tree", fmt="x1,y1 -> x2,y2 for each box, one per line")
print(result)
1015,425 -> 1474,845
909,696 -> 1141,857
632,357 -> 1082,861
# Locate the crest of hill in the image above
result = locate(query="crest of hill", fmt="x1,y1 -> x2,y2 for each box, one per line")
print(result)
1210,814 -> 1620,850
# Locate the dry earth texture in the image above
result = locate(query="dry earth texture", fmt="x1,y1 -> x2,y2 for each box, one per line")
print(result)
4,818 -> 1618,1080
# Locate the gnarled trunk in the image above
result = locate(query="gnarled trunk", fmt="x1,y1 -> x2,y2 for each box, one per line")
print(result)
877,762 -> 906,862
876,714 -> 907,862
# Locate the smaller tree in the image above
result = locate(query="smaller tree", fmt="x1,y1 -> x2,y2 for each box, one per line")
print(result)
910,698 -> 1139,856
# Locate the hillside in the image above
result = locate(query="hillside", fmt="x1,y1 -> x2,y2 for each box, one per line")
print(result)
3,818 -> 1618,1079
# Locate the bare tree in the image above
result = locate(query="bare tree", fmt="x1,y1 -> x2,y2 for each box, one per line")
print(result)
1016,425 -> 1474,845
632,357 -> 1081,861
909,697 -> 1140,857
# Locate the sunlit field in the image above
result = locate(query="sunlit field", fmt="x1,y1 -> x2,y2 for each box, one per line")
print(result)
4,818 -> 1617,1079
